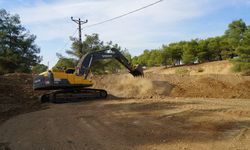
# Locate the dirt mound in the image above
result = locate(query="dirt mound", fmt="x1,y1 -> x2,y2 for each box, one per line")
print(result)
233,80 -> 250,98
167,75 -> 250,99
94,73 -> 250,99
0,73 -> 42,123
235,80 -> 250,89
93,74 -> 173,98
170,77 -> 230,98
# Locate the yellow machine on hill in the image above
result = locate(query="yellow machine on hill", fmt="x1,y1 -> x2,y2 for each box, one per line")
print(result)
33,48 -> 143,102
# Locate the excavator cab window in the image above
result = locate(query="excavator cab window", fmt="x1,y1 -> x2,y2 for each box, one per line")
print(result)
65,68 -> 75,74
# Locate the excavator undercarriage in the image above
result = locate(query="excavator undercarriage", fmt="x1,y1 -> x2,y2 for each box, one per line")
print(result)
39,88 -> 107,103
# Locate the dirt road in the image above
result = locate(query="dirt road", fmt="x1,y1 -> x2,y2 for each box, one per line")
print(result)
1,98 -> 250,150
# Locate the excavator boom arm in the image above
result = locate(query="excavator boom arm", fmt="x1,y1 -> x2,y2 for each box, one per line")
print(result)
76,48 -> 143,78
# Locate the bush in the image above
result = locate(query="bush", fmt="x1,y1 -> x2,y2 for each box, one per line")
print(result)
175,68 -> 190,75
232,61 -> 250,72
232,61 -> 250,75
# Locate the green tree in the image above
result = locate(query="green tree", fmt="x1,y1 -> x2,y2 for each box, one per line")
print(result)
233,25 -> 250,73
132,56 -> 139,65
54,58 -> 77,69
132,49 -> 165,67
207,37 -> 223,61
134,50 -> 151,66
166,42 -> 185,65
224,19 -> 247,58
64,33 -> 132,74
197,39 -> 210,62
217,36 -> 232,59
66,33 -> 104,58
0,9 -> 41,74
32,64 -> 48,74
146,50 -> 163,67
182,40 -> 198,64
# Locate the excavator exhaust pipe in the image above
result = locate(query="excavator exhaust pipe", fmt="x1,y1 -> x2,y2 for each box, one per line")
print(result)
131,64 -> 144,77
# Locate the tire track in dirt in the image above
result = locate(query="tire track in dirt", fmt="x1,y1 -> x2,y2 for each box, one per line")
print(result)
1,98 -> 250,150
166,102 -> 250,118
77,116 -> 131,150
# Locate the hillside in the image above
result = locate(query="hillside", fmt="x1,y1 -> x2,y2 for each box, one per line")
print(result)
93,60 -> 250,99
144,60 -> 235,75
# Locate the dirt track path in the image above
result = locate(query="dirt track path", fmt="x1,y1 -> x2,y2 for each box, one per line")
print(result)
1,98 -> 250,150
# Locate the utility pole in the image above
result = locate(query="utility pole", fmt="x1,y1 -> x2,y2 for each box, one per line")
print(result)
71,17 -> 88,52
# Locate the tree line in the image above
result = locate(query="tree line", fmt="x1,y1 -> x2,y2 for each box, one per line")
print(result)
132,19 -> 250,73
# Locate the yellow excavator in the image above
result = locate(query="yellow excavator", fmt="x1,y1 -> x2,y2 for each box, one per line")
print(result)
33,48 -> 143,103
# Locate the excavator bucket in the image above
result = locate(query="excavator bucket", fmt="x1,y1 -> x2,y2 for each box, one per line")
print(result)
130,64 -> 144,77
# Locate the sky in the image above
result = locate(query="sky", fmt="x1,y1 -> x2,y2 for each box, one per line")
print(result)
1,0 -> 250,67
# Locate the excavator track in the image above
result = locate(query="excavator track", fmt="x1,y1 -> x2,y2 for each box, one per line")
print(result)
40,88 -> 107,103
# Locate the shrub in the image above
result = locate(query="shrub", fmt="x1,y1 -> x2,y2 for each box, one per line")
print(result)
175,68 -> 190,75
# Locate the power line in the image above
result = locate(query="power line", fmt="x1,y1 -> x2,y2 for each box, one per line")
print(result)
83,0 -> 163,29
58,0 -> 163,52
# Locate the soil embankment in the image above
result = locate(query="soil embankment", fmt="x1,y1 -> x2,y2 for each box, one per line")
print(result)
0,73 -> 43,123
93,73 -> 250,99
